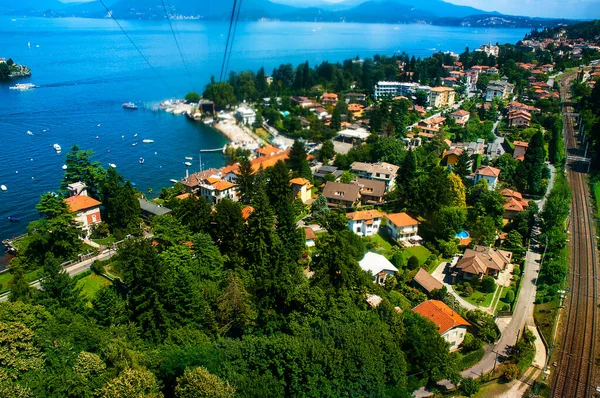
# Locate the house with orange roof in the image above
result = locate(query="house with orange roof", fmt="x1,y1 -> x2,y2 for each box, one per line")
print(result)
256,145 -> 283,158
197,178 -> 238,204
241,205 -> 255,220
347,103 -> 365,118
290,177 -> 313,204
508,110 -> 531,128
413,300 -> 470,351
513,141 -> 529,160
346,209 -> 384,237
451,109 -> 470,126
65,193 -> 102,237
501,189 -> 529,219
474,166 -> 501,190
386,212 -> 420,241
321,93 -> 338,106
304,227 -> 317,247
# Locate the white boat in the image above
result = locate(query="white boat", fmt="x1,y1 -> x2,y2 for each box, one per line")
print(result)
139,157 -> 144,164
142,139 -> 154,143
62,165 -> 68,170
53,143 -> 61,152
133,133 -> 138,137
9,83 -> 37,91
97,124 -> 101,127
203,118 -> 214,124
185,157 -> 193,160
132,142 -> 137,146
0,185 -> 6,191
184,162 -> 192,167
169,179 -> 178,183
27,131 -> 33,136
108,163 -> 117,168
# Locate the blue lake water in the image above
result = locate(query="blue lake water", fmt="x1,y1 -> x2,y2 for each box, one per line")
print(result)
0,16 -> 529,258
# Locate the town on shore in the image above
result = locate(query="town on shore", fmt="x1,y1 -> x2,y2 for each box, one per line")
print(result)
1,21 -> 600,398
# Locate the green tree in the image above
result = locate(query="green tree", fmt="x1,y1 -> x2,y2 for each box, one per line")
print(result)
98,368 -> 163,398
481,275 -> 496,293
174,195 -> 212,233
0,321 -> 44,382
236,157 -> 255,205
210,199 -> 244,256
331,107 -> 342,131
8,262 -> 33,303
91,285 -> 128,327
454,151 -> 471,180
288,140 -> 312,180
184,92 -> 201,103
61,146 -> 99,191
460,378 -> 480,396
38,253 -> 84,311
175,367 -> 235,398
519,131 -> 547,196
407,256 -> 420,270
217,271 -> 255,337
266,160 -> 292,217
0,63 -> 9,80
203,80 -> 236,109
319,140 -> 335,162
311,195 -> 330,222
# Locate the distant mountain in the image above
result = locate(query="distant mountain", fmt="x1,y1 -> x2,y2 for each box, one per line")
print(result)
3,0 -> 578,30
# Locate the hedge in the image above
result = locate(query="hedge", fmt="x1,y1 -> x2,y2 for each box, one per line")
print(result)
458,348 -> 485,371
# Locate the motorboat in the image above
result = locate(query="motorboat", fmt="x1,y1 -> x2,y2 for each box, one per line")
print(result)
108,163 -> 117,168
27,130 -> 33,136
132,142 -> 137,146
123,102 -> 138,110
169,179 -> 178,183
184,162 -> 192,167
0,185 -> 6,191
204,118 -> 214,124
62,165 -> 68,170
53,143 -> 61,152
8,217 -> 20,222
139,157 -> 144,164
185,157 -> 193,160
9,83 -> 37,91
142,139 -> 154,143
133,133 -> 138,137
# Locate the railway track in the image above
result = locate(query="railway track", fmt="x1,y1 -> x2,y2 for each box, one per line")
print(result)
551,74 -> 599,398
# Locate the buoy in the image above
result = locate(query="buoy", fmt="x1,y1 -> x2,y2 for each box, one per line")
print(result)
96,136 -> 99,139
15,171 -> 18,174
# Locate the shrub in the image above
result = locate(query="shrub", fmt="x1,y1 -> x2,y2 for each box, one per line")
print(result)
461,333 -> 483,353
481,276 -> 496,293
463,286 -> 474,297
407,256 -> 420,270
513,265 -> 521,276
458,348 -> 485,370
501,363 -> 520,381
504,289 -> 515,303
460,378 -> 481,396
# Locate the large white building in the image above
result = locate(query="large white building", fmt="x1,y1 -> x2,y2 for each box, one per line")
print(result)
235,105 -> 256,125
346,210 -> 383,237
359,252 -> 399,285
374,81 -> 431,100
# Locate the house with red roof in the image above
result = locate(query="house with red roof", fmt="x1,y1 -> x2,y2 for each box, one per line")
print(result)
474,166 -> 501,190
346,209 -> 384,237
508,110 -> 531,128
413,300 -> 470,351
513,141 -> 529,160
64,191 -> 102,237
451,109 -> 470,126
501,189 -> 529,219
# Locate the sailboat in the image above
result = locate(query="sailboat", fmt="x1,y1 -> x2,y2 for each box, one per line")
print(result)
139,157 -> 145,164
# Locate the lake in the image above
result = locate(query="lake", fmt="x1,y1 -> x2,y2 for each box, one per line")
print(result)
0,17 -> 529,262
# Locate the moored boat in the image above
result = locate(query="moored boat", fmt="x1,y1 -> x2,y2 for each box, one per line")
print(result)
184,162 -> 192,167
8,216 -> 20,222
108,163 -> 117,168
142,139 -> 154,143
139,157 -> 144,164
53,144 -> 61,152
0,185 -> 6,191
122,102 -> 138,110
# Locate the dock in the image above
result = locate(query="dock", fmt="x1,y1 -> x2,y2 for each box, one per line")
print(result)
2,234 -> 27,255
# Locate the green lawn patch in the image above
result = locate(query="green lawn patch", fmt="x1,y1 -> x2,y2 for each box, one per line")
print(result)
0,268 -> 43,294
534,300 -> 559,347
403,245 -> 432,265
92,236 -> 117,247
455,348 -> 485,371
461,286 -> 496,308
77,273 -> 111,302
366,232 -> 394,256
593,181 -> 600,219
255,127 -> 271,141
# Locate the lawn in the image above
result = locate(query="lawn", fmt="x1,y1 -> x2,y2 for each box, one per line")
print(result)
0,268 -> 43,294
461,286 -> 496,308
368,232 -> 394,256
255,127 -> 271,142
77,273 -> 111,301
593,180 -> 600,219
404,245 -> 432,265
92,236 -> 117,247
534,300 -> 559,347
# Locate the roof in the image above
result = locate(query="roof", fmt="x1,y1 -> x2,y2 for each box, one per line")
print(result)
513,141 -> 529,148
138,198 -> 172,216
430,86 -> 455,92
413,268 -> 443,293
413,300 -> 470,335
242,206 -> 255,220
500,189 -> 524,201
322,93 -> 338,99
65,195 -> 102,213
175,193 -> 192,200
257,145 -> 282,157
212,180 -> 236,191
475,166 -> 501,178
444,147 -> 463,158
452,109 -> 470,117
322,181 -> 361,203
304,227 -> 317,241
386,212 -> 419,228
290,177 -> 312,186
346,209 -> 384,221
456,245 -> 512,275
354,178 -> 386,198
359,252 -> 399,276
504,197 -> 527,212
350,162 -> 399,176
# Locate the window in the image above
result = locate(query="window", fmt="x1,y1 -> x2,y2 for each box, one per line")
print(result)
91,214 -> 97,222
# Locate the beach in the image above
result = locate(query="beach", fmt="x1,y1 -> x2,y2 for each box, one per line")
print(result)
213,121 -> 261,151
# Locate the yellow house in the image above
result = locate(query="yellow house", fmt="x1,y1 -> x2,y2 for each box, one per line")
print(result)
429,86 -> 456,108
443,147 -> 463,166
290,178 -> 313,203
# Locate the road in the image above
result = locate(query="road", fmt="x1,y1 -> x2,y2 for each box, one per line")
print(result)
463,164 -> 556,378
0,249 -> 117,303
551,73 -> 599,398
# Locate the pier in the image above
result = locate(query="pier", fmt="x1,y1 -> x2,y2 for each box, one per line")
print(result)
2,234 -> 27,255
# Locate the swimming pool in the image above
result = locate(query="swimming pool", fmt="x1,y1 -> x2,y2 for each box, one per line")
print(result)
455,230 -> 470,239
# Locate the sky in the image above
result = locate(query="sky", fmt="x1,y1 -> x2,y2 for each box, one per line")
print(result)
276,0 -> 600,19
